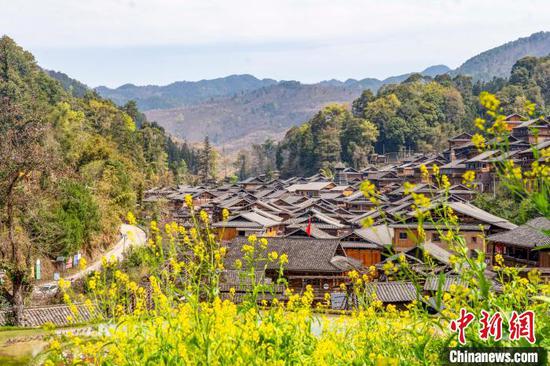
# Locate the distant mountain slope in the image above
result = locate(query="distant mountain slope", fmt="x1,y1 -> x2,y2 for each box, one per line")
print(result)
46,70 -> 90,97
95,65 -> 450,112
96,74 -> 277,110
453,31 -> 550,80
96,65 -> 447,150
144,81 -> 362,150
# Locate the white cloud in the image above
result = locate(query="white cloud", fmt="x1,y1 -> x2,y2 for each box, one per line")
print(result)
1,0 -> 549,86
2,0 -> 547,47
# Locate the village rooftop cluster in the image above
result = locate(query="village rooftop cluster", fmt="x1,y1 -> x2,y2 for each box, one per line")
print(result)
143,114 -> 550,308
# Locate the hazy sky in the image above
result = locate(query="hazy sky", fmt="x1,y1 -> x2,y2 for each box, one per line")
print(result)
2,0 -> 549,87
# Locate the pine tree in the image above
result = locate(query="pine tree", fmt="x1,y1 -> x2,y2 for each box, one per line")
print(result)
199,136 -> 216,182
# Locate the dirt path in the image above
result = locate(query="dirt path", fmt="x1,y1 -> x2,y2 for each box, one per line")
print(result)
38,224 -> 146,287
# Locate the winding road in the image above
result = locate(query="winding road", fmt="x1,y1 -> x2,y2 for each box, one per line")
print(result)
36,224 -> 147,288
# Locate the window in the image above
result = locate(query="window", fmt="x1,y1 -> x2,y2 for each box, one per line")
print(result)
399,232 -> 408,240
472,236 -> 478,243
432,233 -> 440,242
510,247 -> 528,260
529,250 -> 539,262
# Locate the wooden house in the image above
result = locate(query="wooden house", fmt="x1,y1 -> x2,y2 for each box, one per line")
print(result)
487,217 -> 550,268
224,237 -> 362,301
503,113 -> 526,131
285,208 -> 349,237
238,176 -> 265,191
214,209 -> 285,240
286,182 -> 337,197
339,225 -> 393,266
391,201 -> 516,253
511,117 -> 550,144
448,133 -> 473,150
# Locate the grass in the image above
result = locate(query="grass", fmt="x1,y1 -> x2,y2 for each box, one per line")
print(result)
0,328 -> 48,365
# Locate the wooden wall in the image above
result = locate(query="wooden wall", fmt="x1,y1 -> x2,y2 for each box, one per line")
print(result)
345,249 -> 381,267
540,251 -> 550,268
393,228 -> 417,250
218,228 -> 237,241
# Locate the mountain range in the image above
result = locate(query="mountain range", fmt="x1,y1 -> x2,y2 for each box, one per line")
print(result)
58,32 -> 550,149
95,64 -> 451,112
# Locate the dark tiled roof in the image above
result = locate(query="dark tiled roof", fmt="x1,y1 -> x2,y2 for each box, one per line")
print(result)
487,217 -> 550,248
0,304 -> 100,327
424,275 -> 467,291
285,225 -> 336,239
364,281 -> 417,303
225,237 -> 345,273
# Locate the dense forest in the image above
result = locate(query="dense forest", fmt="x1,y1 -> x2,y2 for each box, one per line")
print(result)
270,55 -> 550,177
0,37 -> 230,317
0,36 -> 204,278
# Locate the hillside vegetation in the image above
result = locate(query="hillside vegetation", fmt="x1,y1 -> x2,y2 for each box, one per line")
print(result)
453,31 -> 550,80
94,32 -> 549,149
96,74 -> 278,110
145,81 -> 363,147
273,56 -> 550,177
0,36 -> 207,319
142,67 -> 452,148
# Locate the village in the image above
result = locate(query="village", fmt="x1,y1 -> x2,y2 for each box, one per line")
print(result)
143,114 -> 550,309
2,6 -> 550,361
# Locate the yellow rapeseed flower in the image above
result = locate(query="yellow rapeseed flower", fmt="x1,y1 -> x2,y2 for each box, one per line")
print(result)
199,210 -> 209,224
471,133 -> 486,150
362,216 -> 374,228
184,194 -> 193,208
234,259 -> 242,269
268,251 -> 278,261
259,238 -> 268,249
462,170 -> 475,186
474,117 -> 485,130
420,164 -> 429,180
479,91 -> 500,112
360,180 -> 376,198
441,174 -> 450,190
403,182 -> 416,195
126,211 -> 137,225
79,257 -> 87,270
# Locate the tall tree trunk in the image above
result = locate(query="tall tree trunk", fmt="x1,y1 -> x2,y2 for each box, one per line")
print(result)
12,272 -> 25,326
6,175 -> 26,326
7,196 -> 16,262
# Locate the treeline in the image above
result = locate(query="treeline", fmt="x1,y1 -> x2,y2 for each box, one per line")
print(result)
0,35 -> 196,262
265,56 -> 550,177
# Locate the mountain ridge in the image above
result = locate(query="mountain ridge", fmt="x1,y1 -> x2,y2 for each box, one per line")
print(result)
95,65 -> 451,112
453,31 -> 550,80
86,32 -> 550,149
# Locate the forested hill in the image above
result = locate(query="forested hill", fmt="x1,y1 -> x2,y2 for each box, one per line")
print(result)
453,31 -> 550,80
274,55 -> 550,177
96,75 -> 278,110
96,66 -> 450,112
94,32 -> 548,149
144,81 -> 362,147
0,36 -> 197,260
45,69 -> 90,98
126,66 -> 446,148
